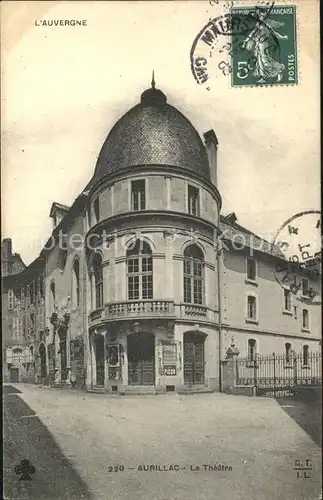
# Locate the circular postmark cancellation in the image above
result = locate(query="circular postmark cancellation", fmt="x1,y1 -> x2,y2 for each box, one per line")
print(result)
272,211 -> 321,306
190,1 -> 298,89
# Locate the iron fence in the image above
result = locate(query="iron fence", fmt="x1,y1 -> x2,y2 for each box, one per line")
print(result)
236,351 -> 322,396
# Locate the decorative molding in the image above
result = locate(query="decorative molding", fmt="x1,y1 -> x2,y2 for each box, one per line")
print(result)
153,253 -> 165,259
221,323 -> 321,341
115,257 -> 126,264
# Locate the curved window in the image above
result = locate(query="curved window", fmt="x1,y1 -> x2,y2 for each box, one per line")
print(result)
183,245 -> 204,304
248,339 -> 257,362
127,240 -> 153,300
72,259 -> 80,308
93,254 -> 103,308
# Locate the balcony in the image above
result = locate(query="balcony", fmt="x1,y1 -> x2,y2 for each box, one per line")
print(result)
89,308 -> 104,323
105,300 -> 175,321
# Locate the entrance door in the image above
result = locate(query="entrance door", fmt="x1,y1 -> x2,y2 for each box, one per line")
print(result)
184,332 -> 205,384
128,333 -> 155,385
60,341 -> 67,381
10,368 -> 19,383
95,335 -> 105,386
39,344 -> 47,381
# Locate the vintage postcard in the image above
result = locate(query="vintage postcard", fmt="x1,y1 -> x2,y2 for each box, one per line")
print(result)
1,1 -> 321,499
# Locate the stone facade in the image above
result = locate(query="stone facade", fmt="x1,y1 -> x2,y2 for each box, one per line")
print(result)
2,83 -> 321,392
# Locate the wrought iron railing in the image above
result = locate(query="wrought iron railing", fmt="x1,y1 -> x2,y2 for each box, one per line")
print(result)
235,351 -> 322,395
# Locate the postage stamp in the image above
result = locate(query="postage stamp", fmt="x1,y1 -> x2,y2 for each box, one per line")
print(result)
230,5 -> 298,87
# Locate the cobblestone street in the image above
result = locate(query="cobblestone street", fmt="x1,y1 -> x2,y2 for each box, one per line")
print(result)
3,384 -> 322,500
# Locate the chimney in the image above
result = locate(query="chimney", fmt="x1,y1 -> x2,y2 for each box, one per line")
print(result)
2,238 -> 12,259
204,129 -> 218,187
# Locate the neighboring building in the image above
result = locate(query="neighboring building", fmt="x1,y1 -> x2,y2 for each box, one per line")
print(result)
2,81 -> 321,391
1,238 -> 25,277
2,243 -> 46,383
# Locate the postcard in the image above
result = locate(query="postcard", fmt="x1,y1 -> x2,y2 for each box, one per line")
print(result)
1,1 -> 321,499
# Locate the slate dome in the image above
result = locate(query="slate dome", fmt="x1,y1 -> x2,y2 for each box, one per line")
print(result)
93,84 -> 210,181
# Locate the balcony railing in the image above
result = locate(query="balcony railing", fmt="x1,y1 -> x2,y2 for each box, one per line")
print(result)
89,308 -> 104,322
180,303 -> 208,317
105,300 -> 175,320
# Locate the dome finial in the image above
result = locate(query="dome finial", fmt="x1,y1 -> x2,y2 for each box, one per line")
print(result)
151,70 -> 155,89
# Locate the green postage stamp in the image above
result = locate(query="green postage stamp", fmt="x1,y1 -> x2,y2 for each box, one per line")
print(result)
231,5 -> 297,87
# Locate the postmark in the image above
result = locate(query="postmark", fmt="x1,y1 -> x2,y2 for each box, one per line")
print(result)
190,1 -> 298,89
231,5 -> 298,87
272,211 -> 321,306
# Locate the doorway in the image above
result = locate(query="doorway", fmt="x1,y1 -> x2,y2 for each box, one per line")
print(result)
39,343 -> 47,381
183,332 -> 205,384
95,335 -> 105,386
127,332 -> 155,386
10,368 -> 19,383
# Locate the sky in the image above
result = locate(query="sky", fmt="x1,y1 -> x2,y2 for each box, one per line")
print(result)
1,0 -> 320,265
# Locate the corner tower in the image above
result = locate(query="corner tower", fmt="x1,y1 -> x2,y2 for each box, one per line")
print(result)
85,80 -> 222,393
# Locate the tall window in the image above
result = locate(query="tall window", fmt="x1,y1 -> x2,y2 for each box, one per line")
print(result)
127,240 -> 153,300
302,278 -> 309,296
302,345 -> 309,366
188,185 -> 200,216
246,257 -> 256,281
50,282 -> 56,314
131,180 -> 146,211
302,309 -> 309,329
285,343 -> 292,364
94,197 -> 100,222
183,245 -> 204,304
247,295 -> 257,320
21,288 -> 25,309
93,254 -> 103,308
284,288 -> 291,311
248,339 -> 257,362
72,259 -> 80,308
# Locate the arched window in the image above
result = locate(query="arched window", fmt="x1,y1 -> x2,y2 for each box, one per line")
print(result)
302,309 -> 309,329
285,343 -> 292,364
248,339 -> 257,362
247,295 -> 257,320
72,259 -> 80,308
183,245 -> 204,304
302,345 -> 309,366
93,254 -> 103,308
127,240 -> 153,300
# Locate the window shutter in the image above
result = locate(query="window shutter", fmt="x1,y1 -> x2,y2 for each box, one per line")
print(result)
8,290 -> 14,310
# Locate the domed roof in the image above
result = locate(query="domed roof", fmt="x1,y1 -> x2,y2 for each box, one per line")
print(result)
93,83 -> 210,181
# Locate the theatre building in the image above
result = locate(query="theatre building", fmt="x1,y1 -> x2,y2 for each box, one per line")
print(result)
2,81 -> 321,392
